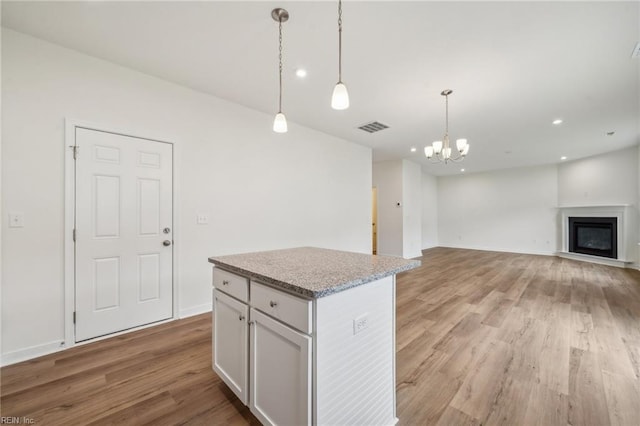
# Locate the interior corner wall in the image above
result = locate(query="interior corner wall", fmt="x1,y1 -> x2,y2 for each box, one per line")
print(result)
558,145 -> 640,265
372,161 -> 403,257
1,29 -> 372,364
402,160 -> 422,259
421,172 -> 438,249
437,165 -> 558,255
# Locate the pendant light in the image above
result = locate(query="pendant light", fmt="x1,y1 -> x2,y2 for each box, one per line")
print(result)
272,8 -> 289,133
331,0 -> 349,110
424,90 -> 470,164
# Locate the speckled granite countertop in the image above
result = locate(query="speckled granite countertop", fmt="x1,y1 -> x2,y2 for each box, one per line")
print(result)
209,247 -> 420,298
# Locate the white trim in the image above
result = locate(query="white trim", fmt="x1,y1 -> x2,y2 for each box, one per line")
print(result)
437,244 -> 556,257
179,303 -> 212,319
64,118 -> 181,351
1,340 -> 65,367
404,250 -> 423,260
556,251 -> 632,269
73,317 -> 175,347
558,204 -> 634,263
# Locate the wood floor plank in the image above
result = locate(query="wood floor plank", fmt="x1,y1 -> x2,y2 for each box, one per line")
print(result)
568,347 -> 611,426
2,248 -> 639,425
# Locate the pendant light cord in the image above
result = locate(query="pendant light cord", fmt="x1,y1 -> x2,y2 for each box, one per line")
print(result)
278,18 -> 283,113
338,0 -> 343,83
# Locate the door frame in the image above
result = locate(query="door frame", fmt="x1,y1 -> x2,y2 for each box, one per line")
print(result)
64,118 -> 181,348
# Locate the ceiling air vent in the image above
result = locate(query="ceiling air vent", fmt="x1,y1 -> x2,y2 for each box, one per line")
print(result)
632,42 -> 640,59
358,121 -> 389,133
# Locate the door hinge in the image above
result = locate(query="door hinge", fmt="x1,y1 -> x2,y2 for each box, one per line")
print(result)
70,145 -> 79,159
73,311 -> 76,324
73,229 -> 77,242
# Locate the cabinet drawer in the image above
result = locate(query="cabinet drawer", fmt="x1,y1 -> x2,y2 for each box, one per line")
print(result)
213,268 -> 249,302
251,282 -> 312,334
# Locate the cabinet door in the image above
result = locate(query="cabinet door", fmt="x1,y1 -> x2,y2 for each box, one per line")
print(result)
250,308 -> 311,426
213,289 -> 249,404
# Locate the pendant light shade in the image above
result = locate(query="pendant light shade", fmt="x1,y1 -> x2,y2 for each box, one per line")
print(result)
331,0 -> 349,110
273,112 -> 288,133
272,8 -> 289,133
331,82 -> 350,110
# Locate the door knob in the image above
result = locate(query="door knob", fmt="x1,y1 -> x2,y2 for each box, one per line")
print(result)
163,240 -> 172,246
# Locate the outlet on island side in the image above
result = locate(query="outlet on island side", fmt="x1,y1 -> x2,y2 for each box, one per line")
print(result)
353,314 -> 369,335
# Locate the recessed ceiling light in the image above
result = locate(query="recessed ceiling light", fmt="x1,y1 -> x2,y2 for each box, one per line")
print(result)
410,147 -> 417,152
560,156 -> 567,160
552,119 -> 563,125
295,68 -> 307,78
460,168 -> 465,172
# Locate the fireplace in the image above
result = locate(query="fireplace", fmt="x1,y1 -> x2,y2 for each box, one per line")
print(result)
568,217 -> 617,259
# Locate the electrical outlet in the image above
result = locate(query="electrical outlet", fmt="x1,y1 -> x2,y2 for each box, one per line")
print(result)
353,314 -> 369,335
196,213 -> 209,224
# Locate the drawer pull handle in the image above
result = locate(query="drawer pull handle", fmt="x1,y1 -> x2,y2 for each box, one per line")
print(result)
222,280 -> 229,285
239,315 -> 245,321
269,301 -> 278,308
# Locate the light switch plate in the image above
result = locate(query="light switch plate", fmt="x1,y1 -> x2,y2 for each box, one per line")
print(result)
9,213 -> 24,228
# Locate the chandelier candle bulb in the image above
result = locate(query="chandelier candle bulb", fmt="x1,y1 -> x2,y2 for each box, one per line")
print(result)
424,146 -> 434,158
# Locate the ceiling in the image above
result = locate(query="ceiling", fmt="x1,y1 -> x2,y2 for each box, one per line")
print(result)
2,1 -> 639,176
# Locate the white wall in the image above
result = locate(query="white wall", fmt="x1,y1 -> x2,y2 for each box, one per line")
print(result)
372,161 -> 403,257
558,146 -> 638,206
402,160 -> 422,258
421,173 -> 438,249
438,165 -> 558,255
1,29 -> 372,363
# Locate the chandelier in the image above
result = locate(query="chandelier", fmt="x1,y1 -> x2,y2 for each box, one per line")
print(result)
424,89 -> 469,163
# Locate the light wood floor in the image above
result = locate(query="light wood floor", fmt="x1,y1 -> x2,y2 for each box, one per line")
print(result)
2,248 -> 639,425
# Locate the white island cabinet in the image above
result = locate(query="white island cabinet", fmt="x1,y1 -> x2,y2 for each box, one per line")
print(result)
209,247 -> 420,426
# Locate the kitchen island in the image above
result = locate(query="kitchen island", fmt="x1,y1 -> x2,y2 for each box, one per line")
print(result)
209,247 -> 420,426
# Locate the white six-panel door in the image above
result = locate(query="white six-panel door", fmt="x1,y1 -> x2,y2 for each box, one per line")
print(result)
75,127 -> 173,342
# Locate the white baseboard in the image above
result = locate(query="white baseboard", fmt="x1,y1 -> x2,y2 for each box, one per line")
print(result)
2,306 -> 212,366
556,251 -> 633,269
405,250 -> 423,259
1,340 -> 65,367
437,244 -> 555,257
179,302 -> 212,319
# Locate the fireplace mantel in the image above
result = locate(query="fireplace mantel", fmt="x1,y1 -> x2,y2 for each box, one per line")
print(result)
556,205 -> 635,267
